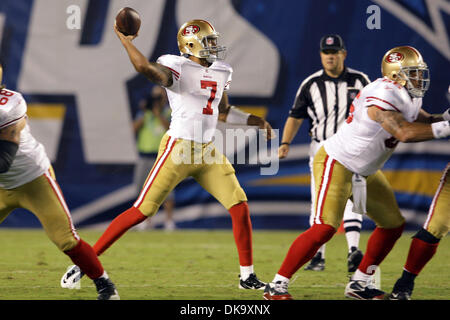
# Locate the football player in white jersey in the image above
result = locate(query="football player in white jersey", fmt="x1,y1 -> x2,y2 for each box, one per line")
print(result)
388,162 -> 449,300
62,19 -> 273,291
0,64 -> 119,300
264,46 -> 450,300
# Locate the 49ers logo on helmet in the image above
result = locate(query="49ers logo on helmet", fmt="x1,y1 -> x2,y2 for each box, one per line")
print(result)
386,52 -> 404,63
182,25 -> 200,36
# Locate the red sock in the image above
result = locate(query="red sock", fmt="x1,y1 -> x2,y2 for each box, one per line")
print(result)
228,202 -> 253,266
93,207 -> 147,256
278,224 -> 335,278
358,224 -> 404,275
404,237 -> 439,275
64,239 -> 104,279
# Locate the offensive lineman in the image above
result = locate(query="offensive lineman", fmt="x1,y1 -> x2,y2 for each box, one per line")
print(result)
61,19 -> 273,290
263,46 -> 450,300
0,64 -> 119,300
389,162 -> 449,300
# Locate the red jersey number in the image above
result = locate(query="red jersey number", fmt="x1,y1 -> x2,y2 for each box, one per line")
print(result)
346,104 -> 355,123
0,89 -> 14,105
201,80 -> 217,115
346,92 -> 361,124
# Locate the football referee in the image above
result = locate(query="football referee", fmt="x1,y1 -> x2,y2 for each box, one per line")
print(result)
278,34 -> 370,272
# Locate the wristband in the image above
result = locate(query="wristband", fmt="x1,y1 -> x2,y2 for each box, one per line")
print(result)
281,142 -> 290,146
431,121 -> 450,139
443,108 -> 450,121
226,106 -> 250,125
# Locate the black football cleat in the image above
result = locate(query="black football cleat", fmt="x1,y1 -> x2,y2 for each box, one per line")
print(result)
304,252 -> 325,271
94,277 -> 120,300
345,280 -> 385,300
388,278 -> 414,300
388,291 -> 412,300
239,273 -> 266,290
347,248 -> 363,273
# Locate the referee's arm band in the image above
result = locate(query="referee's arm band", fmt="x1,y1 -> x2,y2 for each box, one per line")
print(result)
288,113 -> 304,119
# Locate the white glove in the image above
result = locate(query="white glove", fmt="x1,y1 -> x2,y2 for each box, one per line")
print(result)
431,120 -> 450,139
443,108 -> 450,121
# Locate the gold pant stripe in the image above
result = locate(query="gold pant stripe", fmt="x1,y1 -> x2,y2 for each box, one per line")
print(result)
314,155 -> 336,225
43,170 -> 79,241
134,136 -> 177,208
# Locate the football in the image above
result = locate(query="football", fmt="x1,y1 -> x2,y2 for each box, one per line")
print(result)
115,7 -> 141,36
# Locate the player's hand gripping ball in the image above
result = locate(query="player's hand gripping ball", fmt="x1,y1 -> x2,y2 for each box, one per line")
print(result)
115,7 -> 141,36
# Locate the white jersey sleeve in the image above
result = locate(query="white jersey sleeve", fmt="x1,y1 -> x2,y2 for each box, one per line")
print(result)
0,88 -> 50,189
156,54 -> 182,90
361,78 -> 420,122
0,89 -> 27,129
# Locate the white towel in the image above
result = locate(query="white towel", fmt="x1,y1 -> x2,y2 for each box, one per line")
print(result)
352,173 -> 367,214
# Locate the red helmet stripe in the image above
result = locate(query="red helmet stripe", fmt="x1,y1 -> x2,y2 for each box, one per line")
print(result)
405,46 -> 420,57
199,19 -> 215,31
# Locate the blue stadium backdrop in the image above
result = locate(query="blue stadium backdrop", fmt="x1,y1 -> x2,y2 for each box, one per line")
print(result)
0,0 -> 448,231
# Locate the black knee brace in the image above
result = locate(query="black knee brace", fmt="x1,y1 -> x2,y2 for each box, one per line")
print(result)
413,228 -> 440,244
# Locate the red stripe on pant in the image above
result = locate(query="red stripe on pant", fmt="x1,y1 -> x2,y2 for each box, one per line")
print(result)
424,176 -> 445,230
92,137 -> 177,256
314,156 -> 335,225
134,136 -> 176,208
44,171 -> 79,241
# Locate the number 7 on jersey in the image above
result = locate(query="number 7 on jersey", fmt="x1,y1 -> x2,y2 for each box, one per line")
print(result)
201,80 -> 217,115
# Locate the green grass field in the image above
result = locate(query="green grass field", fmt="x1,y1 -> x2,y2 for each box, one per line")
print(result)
0,228 -> 448,300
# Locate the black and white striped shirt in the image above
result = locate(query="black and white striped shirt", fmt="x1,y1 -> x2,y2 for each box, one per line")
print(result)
289,67 -> 370,142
